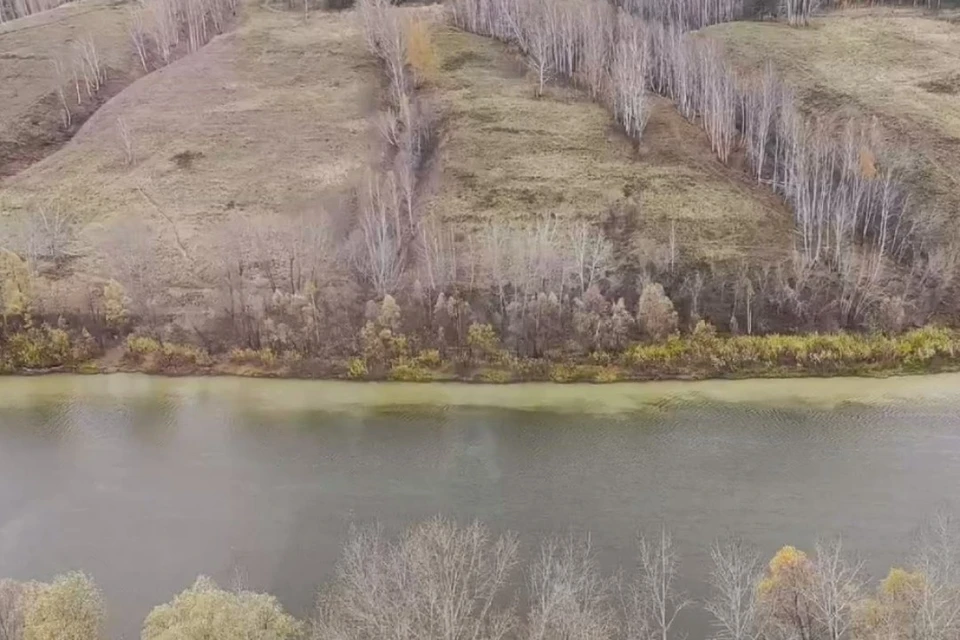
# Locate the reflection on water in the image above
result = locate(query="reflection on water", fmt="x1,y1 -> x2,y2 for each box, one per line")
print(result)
0,373 -> 959,637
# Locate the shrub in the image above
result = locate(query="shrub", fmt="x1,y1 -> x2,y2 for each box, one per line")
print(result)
548,363 -> 596,383
0,249 -> 32,320
477,368 -> 512,383
142,576 -> 301,640
156,343 -> 212,369
405,18 -> 438,86
229,348 -> 279,368
413,349 -> 442,368
347,357 -> 368,379
6,326 -> 73,369
125,335 -> 161,358
467,323 -> 502,363
388,362 -> 435,381
23,572 -> 103,640
637,282 -> 678,342
102,280 -> 129,330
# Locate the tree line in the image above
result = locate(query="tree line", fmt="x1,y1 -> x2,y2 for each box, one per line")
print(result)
2,513 -> 959,640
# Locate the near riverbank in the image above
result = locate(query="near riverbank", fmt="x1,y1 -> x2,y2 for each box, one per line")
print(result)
4,323 -> 960,383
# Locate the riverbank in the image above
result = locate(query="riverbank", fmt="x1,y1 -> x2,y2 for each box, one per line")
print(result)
4,324 -> 960,383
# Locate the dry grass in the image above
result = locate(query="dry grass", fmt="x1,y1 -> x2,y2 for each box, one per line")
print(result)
0,0 -> 142,177
0,5 -> 377,298
427,25 -> 793,265
706,8 -> 960,231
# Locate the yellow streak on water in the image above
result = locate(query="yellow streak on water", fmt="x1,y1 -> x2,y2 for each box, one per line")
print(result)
0,373 -> 957,413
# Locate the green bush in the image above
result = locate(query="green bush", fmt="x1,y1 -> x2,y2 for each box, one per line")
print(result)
142,576 -> 301,640
4,326 -> 74,369
477,368 -> 512,383
347,357 -> 368,379
125,335 -> 161,359
388,362 -> 436,382
229,348 -> 279,368
24,572 -> 103,640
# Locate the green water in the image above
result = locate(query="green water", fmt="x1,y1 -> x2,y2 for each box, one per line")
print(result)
1,373 -> 959,636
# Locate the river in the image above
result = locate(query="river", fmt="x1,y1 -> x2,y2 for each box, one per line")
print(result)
1,373 -> 959,637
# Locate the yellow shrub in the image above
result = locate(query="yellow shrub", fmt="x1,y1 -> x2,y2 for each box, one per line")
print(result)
405,18 -> 437,86
347,358 -> 368,379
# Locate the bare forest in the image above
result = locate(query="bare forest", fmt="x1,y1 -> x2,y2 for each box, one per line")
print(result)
2,514 -> 960,640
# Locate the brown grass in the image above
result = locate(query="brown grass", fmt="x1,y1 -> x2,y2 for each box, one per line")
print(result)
0,5 -> 378,301
706,8 -> 960,234
0,0 -> 143,177
426,25 -> 794,266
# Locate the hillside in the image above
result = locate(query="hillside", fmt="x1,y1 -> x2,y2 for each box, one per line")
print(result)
429,26 -> 793,267
2,0 -> 960,380
0,0 -> 141,176
0,4 -> 377,313
705,9 -> 960,234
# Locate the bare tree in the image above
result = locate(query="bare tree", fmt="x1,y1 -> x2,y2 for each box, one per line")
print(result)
130,6 -> 150,71
51,56 -> 72,128
567,221 -> 611,296
626,528 -> 691,640
116,117 -> 135,166
313,517 -> 519,640
909,509 -> 960,640
705,538 -> 763,640
612,12 -> 651,140
353,173 -> 407,296
526,535 -> 618,640
806,538 -> 864,640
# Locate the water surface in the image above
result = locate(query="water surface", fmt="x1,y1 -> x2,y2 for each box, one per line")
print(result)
1,374 -> 959,637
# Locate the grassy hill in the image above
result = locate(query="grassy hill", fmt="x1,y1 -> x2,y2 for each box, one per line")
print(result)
705,8 -> 960,234
0,0 -> 141,176
0,4 -> 377,305
428,25 -> 793,267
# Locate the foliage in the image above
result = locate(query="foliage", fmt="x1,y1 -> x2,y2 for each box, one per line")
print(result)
467,323 -> 502,364
23,572 -> 103,640
346,357 -> 368,379
387,361 -> 436,381
405,18 -> 437,86
229,348 -> 279,369
141,576 -> 302,640
0,579 -> 42,640
125,335 -> 161,359
0,250 -> 31,321
636,282 -> 679,342
3,326 -> 74,370
102,280 -> 129,330
627,327 -> 960,376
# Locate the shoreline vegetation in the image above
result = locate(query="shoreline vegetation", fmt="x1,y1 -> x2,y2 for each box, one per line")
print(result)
3,319 -> 960,382
2,514 -> 960,640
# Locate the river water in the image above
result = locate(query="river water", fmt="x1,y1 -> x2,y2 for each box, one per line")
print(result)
1,374 -> 959,637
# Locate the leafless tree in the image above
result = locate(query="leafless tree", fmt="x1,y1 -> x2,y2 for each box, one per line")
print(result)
313,517 -> 519,640
21,203 -> 77,269
908,509 -> 960,640
806,538 -> 864,640
116,117 -> 135,166
626,528 -> 691,640
612,12 -> 651,141
129,7 -> 151,71
354,173 -> 407,296
568,221 -> 612,296
705,538 -> 763,640
525,535 -> 618,640
51,56 -> 72,128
